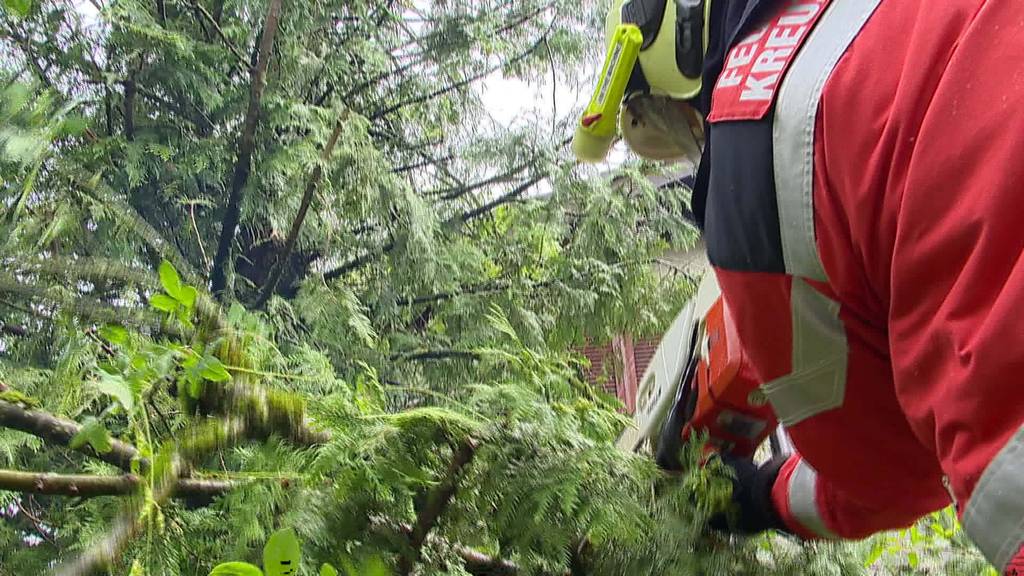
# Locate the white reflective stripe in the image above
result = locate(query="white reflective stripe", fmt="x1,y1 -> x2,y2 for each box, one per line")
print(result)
962,425 -> 1024,572
760,279 -> 848,426
773,0 -> 884,282
788,459 -> 839,539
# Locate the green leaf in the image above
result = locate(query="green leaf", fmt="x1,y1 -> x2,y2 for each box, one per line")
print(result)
319,564 -> 338,576
1,0 -> 32,17
263,528 -> 301,576
69,417 -> 112,454
158,260 -> 182,299
907,551 -> 919,569
199,355 -> 231,382
99,325 -> 129,345
209,562 -> 264,576
179,285 -> 198,311
150,293 -> 178,313
94,370 -> 135,412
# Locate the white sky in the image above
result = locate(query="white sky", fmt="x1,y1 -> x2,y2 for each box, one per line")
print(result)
480,72 -> 630,169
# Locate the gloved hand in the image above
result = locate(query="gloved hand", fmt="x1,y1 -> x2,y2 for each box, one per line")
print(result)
707,454 -> 788,535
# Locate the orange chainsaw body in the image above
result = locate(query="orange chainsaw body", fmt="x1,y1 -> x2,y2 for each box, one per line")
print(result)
684,297 -> 777,458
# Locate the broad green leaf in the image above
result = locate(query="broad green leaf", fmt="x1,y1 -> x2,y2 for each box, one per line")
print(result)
263,528 -> 301,576
94,370 -> 135,412
150,294 -> 178,313
1,0 -> 31,18
178,285 -> 198,311
907,551 -> 919,568
209,562 -> 263,576
158,260 -> 182,299
99,325 -> 129,345
199,355 -> 231,382
69,417 -> 112,454
319,564 -> 338,576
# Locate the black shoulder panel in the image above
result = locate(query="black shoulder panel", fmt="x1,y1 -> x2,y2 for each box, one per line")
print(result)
702,120 -> 785,273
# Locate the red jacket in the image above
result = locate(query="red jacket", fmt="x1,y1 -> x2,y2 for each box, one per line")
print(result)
695,0 -> 1024,572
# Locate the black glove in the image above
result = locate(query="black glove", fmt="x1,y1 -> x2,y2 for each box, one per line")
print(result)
707,454 -> 787,535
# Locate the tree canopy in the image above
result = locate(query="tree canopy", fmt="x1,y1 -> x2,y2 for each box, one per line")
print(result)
0,0 -> 998,575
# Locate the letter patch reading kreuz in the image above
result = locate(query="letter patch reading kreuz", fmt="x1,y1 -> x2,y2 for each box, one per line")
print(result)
708,0 -> 831,122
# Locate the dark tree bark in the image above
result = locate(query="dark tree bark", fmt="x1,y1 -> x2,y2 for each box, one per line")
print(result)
209,0 -> 284,300
0,470 -> 238,499
397,439 -> 478,576
0,400 -> 140,472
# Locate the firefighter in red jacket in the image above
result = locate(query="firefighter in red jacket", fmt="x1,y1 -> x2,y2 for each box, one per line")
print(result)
574,0 -> 1024,573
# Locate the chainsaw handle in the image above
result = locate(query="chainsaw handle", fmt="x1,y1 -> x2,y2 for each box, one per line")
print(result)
655,324 -> 701,471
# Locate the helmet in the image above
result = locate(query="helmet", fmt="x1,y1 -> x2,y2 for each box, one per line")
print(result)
573,0 -> 710,163
608,0 -> 709,100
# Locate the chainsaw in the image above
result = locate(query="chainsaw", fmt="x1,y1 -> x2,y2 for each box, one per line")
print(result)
618,273 -> 789,470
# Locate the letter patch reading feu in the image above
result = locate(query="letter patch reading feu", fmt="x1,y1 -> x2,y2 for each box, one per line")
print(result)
708,0 -> 831,122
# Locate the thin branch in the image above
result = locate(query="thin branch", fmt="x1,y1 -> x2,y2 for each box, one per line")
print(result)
134,84 -> 215,132
187,0 -> 248,67
429,161 -> 533,201
456,175 -> 545,225
189,202 -> 210,269
209,0 -> 285,300
369,38 -> 547,121
391,350 -> 481,363
321,172 -> 545,281
398,438 -> 478,576
403,278 -> 562,307
322,237 -> 395,282
255,114 -> 348,307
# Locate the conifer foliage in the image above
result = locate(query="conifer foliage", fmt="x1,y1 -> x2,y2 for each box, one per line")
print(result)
0,0 -> 994,575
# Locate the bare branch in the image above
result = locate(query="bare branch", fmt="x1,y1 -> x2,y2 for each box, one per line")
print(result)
0,469 -> 278,500
255,114 -> 348,307
209,0 -> 285,300
398,438 -> 478,576
391,350 -> 481,363
0,400 -> 140,472
187,0 -> 248,68
456,175 -> 545,225
369,38 -> 547,121
322,237 -> 396,282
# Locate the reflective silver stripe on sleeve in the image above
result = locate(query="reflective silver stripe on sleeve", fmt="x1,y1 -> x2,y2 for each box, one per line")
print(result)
962,425 -> 1024,572
760,279 -> 848,426
773,0 -> 884,282
788,459 -> 839,539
